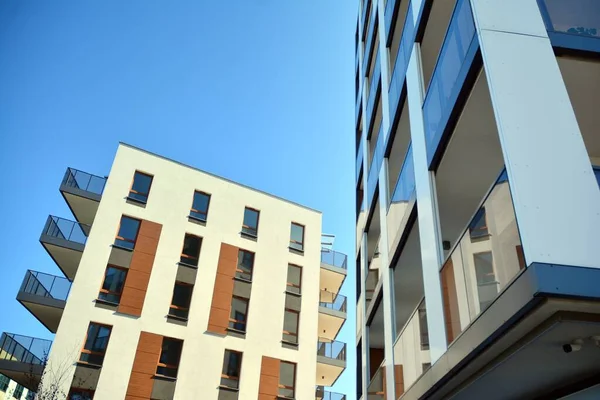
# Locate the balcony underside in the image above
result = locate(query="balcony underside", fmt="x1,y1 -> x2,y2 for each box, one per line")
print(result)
320,264 -> 347,295
16,292 -> 65,333
401,263 -> 600,400
40,237 -> 84,281
318,308 -> 346,342
316,358 -> 346,387
0,359 -> 43,392
60,186 -> 101,226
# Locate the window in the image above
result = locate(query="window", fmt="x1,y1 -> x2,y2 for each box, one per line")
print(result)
282,309 -> 299,344
128,171 -> 153,203
79,323 -> 112,366
169,282 -> 193,320
474,251 -> 497,310
229,296 -> 249,332
418,301 -> 429,350
180,234 -> 202,267
286,264 -> 302,294
114,216 -> 141,250
12,384 -> 23,399
278,361 -> 296,398
98,265 -> 127,304
26,392 -> 36,400
220,350 -> 243,389
236,250 -> 254,281
0,374 -> 8,392
469,208 -> 488,239
156,337 -> 183,378
190,191 -> 211,222
68,388 -> 94,400
241,207 -> 260,237
423,362 -> 431,372
289,223 -> 305,252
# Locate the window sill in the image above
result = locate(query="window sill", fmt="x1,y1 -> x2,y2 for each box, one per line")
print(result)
111,244 -> 134,252
153,374 -> 177,382
167,314 -> 189,322
76,361 -> 102,369
218,385 -> 240,392
240,231 -> 258,241
126,196 -> 148,205
233,276 -> 252,284
285,290 -> 301,297
276,396 -> 296,400
95,298 -> 120,307
188,215 -> 207,225
281,339 -> 299,347
226,327 -> 247,336
177,261 -> 198,270
288,247 -> 304,255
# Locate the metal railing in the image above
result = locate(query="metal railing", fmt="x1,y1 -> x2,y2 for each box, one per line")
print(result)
62,167 -> 106,196
319,291 -> 348,313
388,1 -> 415,123
321,249 -> 348,270
316,386 -> 346,400
43,216 -> 89,245
20,270 -> 71,301
317,339 -> 346,361
0,333 -> 51,366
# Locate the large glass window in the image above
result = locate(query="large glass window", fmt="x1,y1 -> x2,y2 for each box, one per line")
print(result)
129,171 -> 153,203
114,216 -> 141,250
156,337 -> 183,378
13,384 -> 24,398
242,207 -> 260,237
79,323 -> 112,366
220,350 -> 243,389
169,282 -> 193,320
289,223 -> 305,252
286,264 -> 302,294
180,234 -> 202,267
282,309 -> 300,344
229,296 -> 249,332
99,266 -> 127,304
190,191 -> 211,222
236,250 -> 254,281
469,208 -> 488,239
278,361 -> 296,398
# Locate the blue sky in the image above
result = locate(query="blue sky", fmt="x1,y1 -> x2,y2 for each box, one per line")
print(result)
0,0 -> 357,397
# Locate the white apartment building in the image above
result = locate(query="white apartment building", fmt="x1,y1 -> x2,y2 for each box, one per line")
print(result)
355,0 -> 600,399
0,374 -> 32,400
1,144 -> 348,400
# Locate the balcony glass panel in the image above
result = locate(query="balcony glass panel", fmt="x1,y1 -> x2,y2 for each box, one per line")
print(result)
20,270 -> 71,301
390,144 -> 415,207
594,166 -> 600,187
62,168 -> 106,195
357,135 -> 364,185
384,0 -> 397,37
321,249 -> 348,270
539,0 -> 600,38
388,2 -> 415,122
366,52 -> 381,135
423,0 -> 477,164
440,170 -> 524,345
43,216 -> 89,245
366,361 -> 385,399
319,291 -> 347,313
0,333 -> 51,365
317,339 -> 346,361
316,386 -> 346,400
368,124 -> 385,207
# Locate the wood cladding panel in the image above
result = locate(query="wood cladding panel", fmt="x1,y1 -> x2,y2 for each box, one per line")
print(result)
441,259 -> 461,344
126,332 -> 162,400
258,356 -> 280,398
207,243 -> 238,334
369,348 -> 384,381
118,220 -> 162,317
395,365 -> 405,398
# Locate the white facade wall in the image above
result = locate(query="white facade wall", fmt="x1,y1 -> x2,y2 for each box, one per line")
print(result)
0,379 -> 30,400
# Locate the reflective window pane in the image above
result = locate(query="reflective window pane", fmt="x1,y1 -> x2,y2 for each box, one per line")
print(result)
191,191 -> 211,221
99,266 -> 127,303
236,250 -> 254,281
286,264 -> 302,294
115,216 -> 140,249
278,362 -> 296,397
229,297 -> 248,332
129,172 -> 153,202
181,234 -> 202,266
290,223 -> 305,251
242,208 -> 260,236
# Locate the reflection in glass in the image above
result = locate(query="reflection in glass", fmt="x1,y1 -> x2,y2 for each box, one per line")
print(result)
542,0 -> 600,37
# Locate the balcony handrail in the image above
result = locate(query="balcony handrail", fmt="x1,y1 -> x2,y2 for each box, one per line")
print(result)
321,249 -> 348,270
62,167 -> 106,195
0,333 -> 51,366
319,290 -> 348,313
20,270 -> 71,301
315,386 -> 347,400
43,215 -> 89,244
389,143 -> 415,211
317,338 -> 347,361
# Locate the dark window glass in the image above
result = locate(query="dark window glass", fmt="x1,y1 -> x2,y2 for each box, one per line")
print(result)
236,250 -> 254,281
68,388 -> 94,400
26,391 -> 35,400
99,266 -> 127,304
0,374 -> 8,391
156,338 -> 183,378
242,207 -> 260,236
180,234 -> 202,266
418,301 -> 429,350
282,309 -> 299,344
190,191 -> 211,221
469,208 -> 488,239
289,223 -> 305,252
229,296 -> 249,332
169,282 -> 193,319
129,171 -> 153,203
220,350 -> 242,389
286,264 -> 302,294
12,384 -> 23,398
114,216 -> 141,250
80,323 -> 112,366
278,361 -> 296,397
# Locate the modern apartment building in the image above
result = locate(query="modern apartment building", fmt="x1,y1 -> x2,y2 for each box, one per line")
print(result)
0,374 -> 32,400
355,0 -> 600,399
0,143 -> 348,400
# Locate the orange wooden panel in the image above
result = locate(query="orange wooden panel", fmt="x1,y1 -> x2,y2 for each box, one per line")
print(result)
126,371 -> 154,399
129,252 -> 156,274
211,289 -> 234,312
260,356 -> 280,378
207,324 -> 227,334
395,365 -> 405,397
135,235 -> 159,256
137,332 -> 162,356
258,375 -> 279,396
139,220 -> 162,240
258,395 -> 278,400
131,350 -> 159,373
218,243 -> 239,267
213,273 -> 235,294
119,286 -> 147,310
123,270 -> 151,291
117,305 -> 142,317
441,259 -> 460,344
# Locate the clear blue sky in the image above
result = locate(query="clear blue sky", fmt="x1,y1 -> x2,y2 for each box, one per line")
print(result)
0,0 -> 357,397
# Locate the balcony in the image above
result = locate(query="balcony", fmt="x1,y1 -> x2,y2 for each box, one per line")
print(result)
537,0 -> 600,53
320,250 -> 347,296
319,291 -> 347,342
357,132 -> 364,186
367,124 -> 385,209
316,386 -> 346,400
316,339 -> 346,387
367,361 -> 385,399
0,333 -> 51,391
60,168 -> 106,225
363,6 -> 378,77
422,0 -> 478,167
594,166 -> 600,186
361,0 -> 371,42
365,52 -> 381,138
40,216 -> 88,280
384,0 -> 397,40
386,144 -> 415,255
16,271 -> 70,333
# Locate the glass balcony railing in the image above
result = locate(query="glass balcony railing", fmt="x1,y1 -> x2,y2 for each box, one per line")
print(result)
423,0 -> 477,165
538,0 -> 600,50
367,361 -> 385,399
390,144 -> 415,208
384,0 -> 397,38
594,166 -> 600,187
356,134 -> 364,184
361,0 -> 371,40
20,270 -> 71,301
365,51 -> 381,137
62,168 -> 106,196
363,8 -> 378,75
320,291 -> 348,313
388,1 -> 415,123
42,216 -> 89,245
317,339 -> 347,362
0,333 -> 51,366
316,386 -> 346,400
440,169 -> 524,345
321,249 -> 348,270
367,124 -> 385,207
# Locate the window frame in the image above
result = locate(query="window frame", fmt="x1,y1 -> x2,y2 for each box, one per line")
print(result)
286,264 -> 302,295
169,281 -> 193,320
228,295 -> 249,332
128,170 -> 154,203
289,222 -> 305,252
12,384 -> 24,399
67,388 -> 95,400
278,361 -> 297,398
0,374 -> 9,392
114,215 -> 141,250
79,322 -> 112,367
98,265 -> 128,304
241,207 -> 260,237
235,249 -> 255,281
282,308 -> 300,344
180,233 -> 202,267
220,349 -> 243,389
156,337 -> 183,379
190,190 -> 211,222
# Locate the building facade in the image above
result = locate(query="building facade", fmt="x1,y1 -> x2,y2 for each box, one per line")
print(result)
1,144 -> 348,400
0,374 -> 32,400
355,0 -> 600,399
